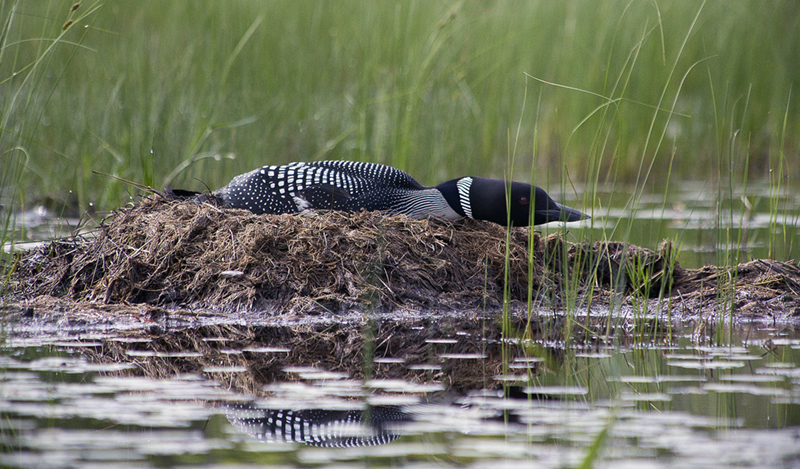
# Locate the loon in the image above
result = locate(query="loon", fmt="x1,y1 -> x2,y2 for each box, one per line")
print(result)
171,160 -> 589,226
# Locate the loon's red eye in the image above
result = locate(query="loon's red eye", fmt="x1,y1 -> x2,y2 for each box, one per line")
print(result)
520,197 -> 529,205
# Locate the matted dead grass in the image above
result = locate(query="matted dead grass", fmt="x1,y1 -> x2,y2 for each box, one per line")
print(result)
10,195 -> 550,313
5,194 -> 800,322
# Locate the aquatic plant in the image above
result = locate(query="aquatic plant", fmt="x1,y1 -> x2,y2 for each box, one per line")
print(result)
0,2 -> 793,210
1,2 -> 101,304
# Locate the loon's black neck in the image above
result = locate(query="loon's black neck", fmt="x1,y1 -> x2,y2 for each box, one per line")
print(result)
436,176 -> 589,226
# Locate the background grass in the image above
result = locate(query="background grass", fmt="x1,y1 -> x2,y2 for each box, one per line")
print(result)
1,0 -> 798,265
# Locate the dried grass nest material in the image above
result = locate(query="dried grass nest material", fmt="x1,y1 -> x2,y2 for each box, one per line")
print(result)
9,194 -> 800,318
14,195 -> 550,313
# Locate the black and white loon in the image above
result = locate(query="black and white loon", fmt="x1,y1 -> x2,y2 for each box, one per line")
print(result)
174,160 -> 589,226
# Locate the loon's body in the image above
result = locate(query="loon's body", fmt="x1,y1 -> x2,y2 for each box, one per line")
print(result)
183,160 -> 588,226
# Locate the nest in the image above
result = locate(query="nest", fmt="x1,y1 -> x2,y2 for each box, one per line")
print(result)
8,194 -> 800,321
11,196 -> 552,313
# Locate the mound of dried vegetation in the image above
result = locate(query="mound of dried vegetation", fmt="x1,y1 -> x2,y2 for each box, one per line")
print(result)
6,195 -> 800,321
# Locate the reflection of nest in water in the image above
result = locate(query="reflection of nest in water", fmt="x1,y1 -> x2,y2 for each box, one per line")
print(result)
81,320 -> 539,395
9,195 -> 800,321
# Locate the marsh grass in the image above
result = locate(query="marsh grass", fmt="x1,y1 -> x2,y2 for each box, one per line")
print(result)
1,2 -> 101,302
519,2 -> 708,350
0,2 -> 793,208
526,0 -> 797,347
3,1 -> 798,306
493,0 -> 795,451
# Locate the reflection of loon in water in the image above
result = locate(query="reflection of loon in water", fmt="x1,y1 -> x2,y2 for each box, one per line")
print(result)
225,403 -> 412,447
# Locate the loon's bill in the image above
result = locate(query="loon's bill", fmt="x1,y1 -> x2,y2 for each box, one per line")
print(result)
168,160 -> 590,227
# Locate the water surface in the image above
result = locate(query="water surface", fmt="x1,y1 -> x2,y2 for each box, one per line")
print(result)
1,325 -> 799,468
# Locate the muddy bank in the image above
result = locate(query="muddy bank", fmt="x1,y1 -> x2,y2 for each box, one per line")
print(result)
4,195 -> 800,327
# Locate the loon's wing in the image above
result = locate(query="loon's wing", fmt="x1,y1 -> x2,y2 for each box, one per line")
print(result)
215,161 -> 425,215
296,184 -> 353,211
307,161 -> 425,192
298,185 -> 460,220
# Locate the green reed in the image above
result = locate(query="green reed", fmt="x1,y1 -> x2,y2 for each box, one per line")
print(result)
1,1 -> 101,294
527,1 -> 708,346
0,1 -> 794,213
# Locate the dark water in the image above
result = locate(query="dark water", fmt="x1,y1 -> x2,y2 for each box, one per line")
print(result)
1,325 -> 799,468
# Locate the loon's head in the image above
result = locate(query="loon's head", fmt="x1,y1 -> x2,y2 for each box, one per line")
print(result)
436,176 -> 589,226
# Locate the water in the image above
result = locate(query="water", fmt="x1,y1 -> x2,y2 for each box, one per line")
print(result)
1,324 -> 799,468
543,181 -> 800,269
2,205 -> 83,254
